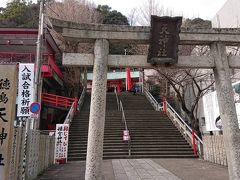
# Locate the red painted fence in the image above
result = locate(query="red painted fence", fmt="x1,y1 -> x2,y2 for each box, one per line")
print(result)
41,93 -> 77,112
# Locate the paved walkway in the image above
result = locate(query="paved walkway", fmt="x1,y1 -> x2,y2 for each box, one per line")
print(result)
36,159 -> 229,180
112,159 -> 180,180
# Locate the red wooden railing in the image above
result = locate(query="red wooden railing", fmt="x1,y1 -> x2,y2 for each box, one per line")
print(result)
41,93 -> 77,112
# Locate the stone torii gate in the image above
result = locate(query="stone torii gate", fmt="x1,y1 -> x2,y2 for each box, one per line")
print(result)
51,18 -> 240,180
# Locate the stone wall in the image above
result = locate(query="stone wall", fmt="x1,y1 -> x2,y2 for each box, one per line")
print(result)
9,128 -> 55,180
203,135 -> 227,166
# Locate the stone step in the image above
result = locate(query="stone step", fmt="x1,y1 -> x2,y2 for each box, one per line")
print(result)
69,139 -> 188,145
68,144 -> 192,151
69,151 -> 129,157
69,132 -> 183,137
68,92 -> 195,160
70,122 -> 173,126
68,145 -> 128,150
68,147 -> 193,154
69,131 -> 183,136
68,148 -> 128,153
69,133 -> 183,138
69,137 -> 185,142
70,127 -> 179,131
68,154 -> 198,161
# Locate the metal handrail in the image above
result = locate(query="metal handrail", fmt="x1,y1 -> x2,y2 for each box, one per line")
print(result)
143,87 -> 160,111
165,101 -> 203,157
63,102 -> 75,125
77,87 -> 86,111
62,88 -> 86,163
166,101 -> 203,144
119,100 -> 131,156
143,88 -> 203,157
64,87 -> 86,125
115,90 -> 120,111
120,101 -> 128,131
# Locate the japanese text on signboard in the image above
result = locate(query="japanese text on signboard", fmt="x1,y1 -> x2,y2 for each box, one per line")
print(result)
0,78 -> 10,168
0,65 -> 17,180
54,124 -> 69,164
17,64 -> 34,117
147,15 -> 182,64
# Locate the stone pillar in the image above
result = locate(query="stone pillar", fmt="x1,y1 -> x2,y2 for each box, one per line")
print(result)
211,42 -> 240,180
85,39 -> 109,180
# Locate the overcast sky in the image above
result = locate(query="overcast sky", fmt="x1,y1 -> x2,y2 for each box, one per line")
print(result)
0,0 -> 227,20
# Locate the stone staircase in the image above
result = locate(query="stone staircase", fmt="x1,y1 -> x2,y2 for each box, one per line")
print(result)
119,93 -> 195,158
68,93 -> 129,161
68,92 -> 196,161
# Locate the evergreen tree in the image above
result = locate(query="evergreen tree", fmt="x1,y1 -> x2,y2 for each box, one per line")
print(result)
97,5 -> 129,25
97,5 -> 130,54
0,0 -> 39,28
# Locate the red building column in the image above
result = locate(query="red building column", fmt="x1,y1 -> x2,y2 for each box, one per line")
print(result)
126,67 -> 132,91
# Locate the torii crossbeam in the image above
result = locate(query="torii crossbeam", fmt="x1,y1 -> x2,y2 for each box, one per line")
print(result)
50,18 -> 240,180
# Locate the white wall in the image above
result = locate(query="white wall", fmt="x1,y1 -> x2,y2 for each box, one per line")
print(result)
212,0 -> 240,28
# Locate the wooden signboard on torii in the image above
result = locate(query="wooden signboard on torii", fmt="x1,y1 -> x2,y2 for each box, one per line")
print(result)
50,16 -> 240,180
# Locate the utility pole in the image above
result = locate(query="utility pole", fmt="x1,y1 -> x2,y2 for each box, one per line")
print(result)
22,2 -> 45,178
34,0 -> 45,129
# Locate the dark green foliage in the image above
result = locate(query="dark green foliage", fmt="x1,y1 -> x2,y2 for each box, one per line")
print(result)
96,5 -> 111,17
184,18 -> 212,29
0,0 -> 39,28
103,10 -> 129,25
97,5 -> 129,25
97,5 -> 130,54
109,43 -> 133,55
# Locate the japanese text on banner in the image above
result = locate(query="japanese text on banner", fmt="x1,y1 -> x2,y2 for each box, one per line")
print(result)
17,64 -> 35,117
54,124 -> 69,164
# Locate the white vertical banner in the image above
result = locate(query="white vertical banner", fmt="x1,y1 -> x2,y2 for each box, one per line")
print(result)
54,124 -> 69,164
203,90 -> 240,131
203,91 -> 221,131
235,103 -> 240,129
17,63 -> 35,117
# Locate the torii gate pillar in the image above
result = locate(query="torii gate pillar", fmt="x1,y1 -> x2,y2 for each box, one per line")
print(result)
211,42 -> 240,180
85,39 -> 109,180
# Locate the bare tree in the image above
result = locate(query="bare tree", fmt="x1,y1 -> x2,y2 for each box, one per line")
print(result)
132,1 -> 214,136
46,0 -> 102,97
128,8 -> 137,26
135,0 -> 174,26
145,41 -> 212,137
153,67 -> 213,136
46,0 -> 101,24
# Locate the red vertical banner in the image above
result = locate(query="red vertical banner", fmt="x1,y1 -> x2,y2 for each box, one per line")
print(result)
126,67 -> 132,91
163,97 -> 167,113
117,83 -> 121,93
74,97 -> 77,112
192,129 -> 197,156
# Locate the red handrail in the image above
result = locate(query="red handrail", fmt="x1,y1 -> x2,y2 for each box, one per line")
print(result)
42,93 -> 77,112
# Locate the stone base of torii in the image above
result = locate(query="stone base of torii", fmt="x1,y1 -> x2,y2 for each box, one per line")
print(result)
51,18 -> 240,180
